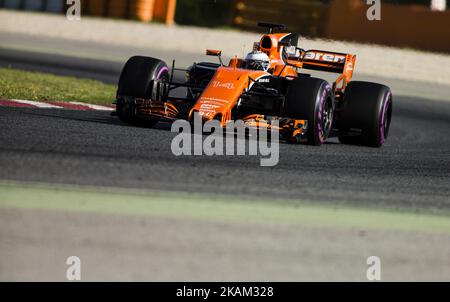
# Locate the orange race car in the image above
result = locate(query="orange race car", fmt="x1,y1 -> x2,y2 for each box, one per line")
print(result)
115,22 -> 393,147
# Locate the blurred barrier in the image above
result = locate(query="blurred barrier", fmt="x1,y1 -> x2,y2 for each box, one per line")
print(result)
1,0 -> 65,12
45,0 -> 64,13
174,0 -> 234,28
233,0 -> 328,37
108,0 -> 129,18
327,0 -> 450,53
0,0 -> 176,24
84,0 -> 174,23
154,0 -> 176,25
2,0 -> 449,52
135,0 -> 155,22
234,0 -> 450,53
23,0 -> 42,11
2,0 -> 20,9
85,0 -> 106,16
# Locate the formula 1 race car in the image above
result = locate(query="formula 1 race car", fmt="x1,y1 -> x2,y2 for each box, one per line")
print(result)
115,22 -> 393,147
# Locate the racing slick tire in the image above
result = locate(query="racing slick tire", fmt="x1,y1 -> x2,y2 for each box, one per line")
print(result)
283,77 -> 334,146
116,56 -> 169,127
338,81 -> 393,148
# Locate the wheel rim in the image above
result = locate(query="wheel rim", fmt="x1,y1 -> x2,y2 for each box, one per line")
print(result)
380,93 -> 392,145
320,98 -> 333,141
323,100 -> 332,133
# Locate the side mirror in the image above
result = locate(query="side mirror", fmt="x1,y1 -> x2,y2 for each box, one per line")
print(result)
206,49 -> 224,66
206,49 -> 222,57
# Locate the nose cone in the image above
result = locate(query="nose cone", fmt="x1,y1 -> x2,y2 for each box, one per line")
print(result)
192,67 -> 268,122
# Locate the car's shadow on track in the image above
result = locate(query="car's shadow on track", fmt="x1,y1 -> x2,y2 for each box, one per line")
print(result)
20,109 -> 171,131
16,109 -> 368,147
20,109 -> 123,125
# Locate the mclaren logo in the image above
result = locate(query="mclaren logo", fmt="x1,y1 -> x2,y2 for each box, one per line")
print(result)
304,52 -> 346,64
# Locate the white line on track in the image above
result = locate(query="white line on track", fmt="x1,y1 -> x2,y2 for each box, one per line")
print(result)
11,99 -> 63,109
69,102 -> 114,111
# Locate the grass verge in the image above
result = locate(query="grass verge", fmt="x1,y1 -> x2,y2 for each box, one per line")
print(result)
0,67 -> 116,105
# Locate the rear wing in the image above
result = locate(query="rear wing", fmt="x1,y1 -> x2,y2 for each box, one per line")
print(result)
287,49 -> 356,91
302,50 -> 354,73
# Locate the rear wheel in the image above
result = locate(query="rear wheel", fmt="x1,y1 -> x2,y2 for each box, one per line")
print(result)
116,56 -> 169,127
283,77 -> 334,145
338,81 -> 393,147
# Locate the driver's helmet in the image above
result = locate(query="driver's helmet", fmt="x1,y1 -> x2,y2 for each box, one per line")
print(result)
244,51 -> 270,71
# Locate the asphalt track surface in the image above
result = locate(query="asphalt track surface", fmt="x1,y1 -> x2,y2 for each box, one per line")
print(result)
1,49 -> 450,210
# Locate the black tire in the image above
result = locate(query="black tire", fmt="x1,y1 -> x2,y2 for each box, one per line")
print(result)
338,81 -> 393,147
117,56 -> 169,98
283,77 -> 334,145
116,56 -> 169,127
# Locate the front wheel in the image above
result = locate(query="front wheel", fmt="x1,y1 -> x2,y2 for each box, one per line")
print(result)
116,56 -> 169,127
283,77 -> 334,146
